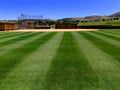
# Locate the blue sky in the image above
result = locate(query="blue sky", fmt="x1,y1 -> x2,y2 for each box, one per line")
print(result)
0,0 -> 120,20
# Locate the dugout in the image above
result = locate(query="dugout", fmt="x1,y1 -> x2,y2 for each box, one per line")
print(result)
0,22 -> 17,31
55,24 -> 77,29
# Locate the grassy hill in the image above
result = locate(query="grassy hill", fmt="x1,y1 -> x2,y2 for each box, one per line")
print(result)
78,20 -> 120,26
110,11 -> 120,17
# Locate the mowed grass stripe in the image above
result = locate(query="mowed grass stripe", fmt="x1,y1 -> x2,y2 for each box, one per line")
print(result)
73,32 -> 120,90
93,31 -> 120,41
100,29 -> 120,35
0,32 -> 39,48
0,32 -> 47,56
46,32 -> 99,90
0,32 -> 25,40
0,32 -> 20,35
98,30 -> 120,37
0,32 -> 12,35
0,32 -> 57,81
0,32 -> 31,43
80,32 -> 120,63
0,32 -> 63,90
101,29 -> 120,32
85,32 -> 120,48
0,32 -> 20,37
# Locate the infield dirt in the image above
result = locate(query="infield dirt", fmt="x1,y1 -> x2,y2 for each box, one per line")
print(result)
9,29 -> 99,32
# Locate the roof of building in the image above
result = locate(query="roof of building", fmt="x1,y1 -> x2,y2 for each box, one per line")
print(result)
0,21 -> 16,24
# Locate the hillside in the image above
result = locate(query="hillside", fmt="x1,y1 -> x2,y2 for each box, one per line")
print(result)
78,20 -> 120,26
110,11 -> 120,17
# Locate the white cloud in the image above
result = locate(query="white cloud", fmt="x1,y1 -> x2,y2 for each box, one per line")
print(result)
92,13 -> 99,15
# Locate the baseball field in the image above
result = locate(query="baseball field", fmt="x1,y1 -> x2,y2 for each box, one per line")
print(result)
0,29 -> 120,90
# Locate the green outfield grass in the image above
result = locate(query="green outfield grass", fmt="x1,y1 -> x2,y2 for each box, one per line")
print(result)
0,30 -> 120,90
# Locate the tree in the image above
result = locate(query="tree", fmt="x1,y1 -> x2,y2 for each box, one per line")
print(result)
63,19 -> 74,24
102,19 -> 105,21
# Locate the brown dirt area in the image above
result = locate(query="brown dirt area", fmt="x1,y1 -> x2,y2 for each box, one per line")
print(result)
7,29 -> 99,32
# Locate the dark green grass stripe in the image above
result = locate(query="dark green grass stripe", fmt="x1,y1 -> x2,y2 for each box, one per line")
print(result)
102,30 -> 120,34
75,32 -> 120,90
46,32 -> 99,90
0,32 -> 36,43
100,29 -> 120,35
0,32 -> 22,38
0,32 -> 18,35
80,32 -> 120,63
100,29 -> 120,32
0,32 -> 57,82
0,32 -> 10,35
0,32 -> 26,39
0,32 -> 41,47
96,30 -> 120,38
86,32 -> 120,48
0,33 -> 47,57
0,32 -> 20,37
92,31 -> 120,41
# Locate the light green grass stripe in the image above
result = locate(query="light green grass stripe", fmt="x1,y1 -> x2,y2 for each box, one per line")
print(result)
92,31 -> 120,42
0,32 -> 20,37
85,32 -> 120,48
72,32 -> 120,90
0,32 -> 48,56
0,32 -> 31,43
0,32 -> 38,47
0,32 -> 63,90
96,31 -> 120,38
80,32 -> 120,63
101,29 -> 120,32
0,32 -> 25,39
0,32 -> 11,35
0,32 -> 57,82
100,30 -> 120,35
0,32 -> 19,35
46,32 -> 100,90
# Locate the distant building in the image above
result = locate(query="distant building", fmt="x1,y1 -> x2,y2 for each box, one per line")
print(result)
21,19 -> 35,29
0,22 -> 17,31
17,14 -> 50,29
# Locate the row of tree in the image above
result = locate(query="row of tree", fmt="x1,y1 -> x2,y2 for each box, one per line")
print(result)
17,16 -> 120,26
